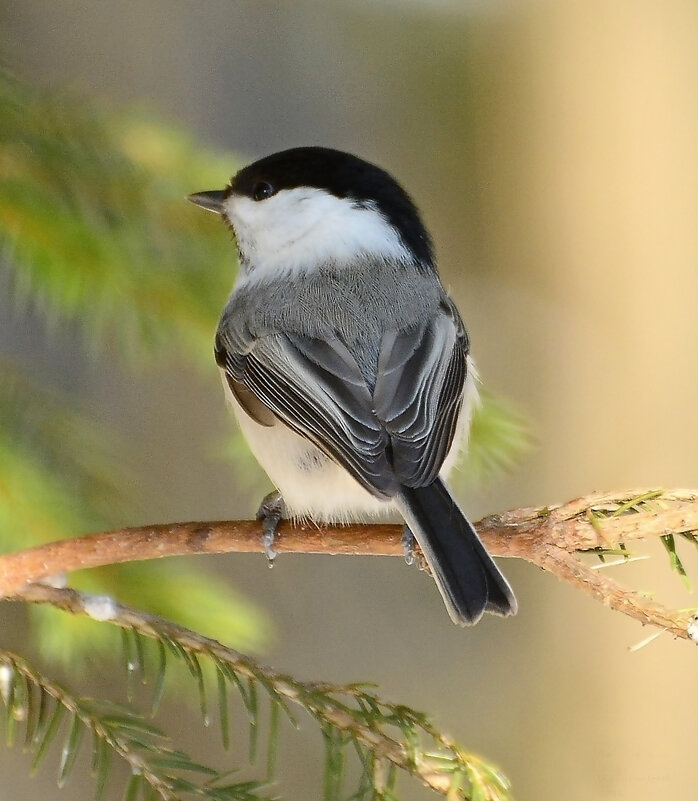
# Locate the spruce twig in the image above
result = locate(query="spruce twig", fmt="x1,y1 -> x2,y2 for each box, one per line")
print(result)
0,651 -> 272,801
3,586 -> 513,801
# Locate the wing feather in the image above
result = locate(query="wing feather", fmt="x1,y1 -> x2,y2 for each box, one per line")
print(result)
374,299 -> 468,487
216,328 -> 397,498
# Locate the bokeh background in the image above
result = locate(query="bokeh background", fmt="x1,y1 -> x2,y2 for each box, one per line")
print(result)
1,1 -> 698,799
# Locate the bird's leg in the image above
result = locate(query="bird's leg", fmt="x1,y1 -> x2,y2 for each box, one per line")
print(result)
402,525 -> 416,566
402,526 -> 429,571
255,490 -> 286,565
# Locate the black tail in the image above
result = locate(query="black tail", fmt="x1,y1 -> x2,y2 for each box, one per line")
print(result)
396,478 -> 517,625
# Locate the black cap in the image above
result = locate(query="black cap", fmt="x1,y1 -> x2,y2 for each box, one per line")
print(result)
230,147 -> 434,267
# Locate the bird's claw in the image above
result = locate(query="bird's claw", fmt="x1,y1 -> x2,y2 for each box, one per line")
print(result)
256,490 -> 285,565
402,525 -> 416,566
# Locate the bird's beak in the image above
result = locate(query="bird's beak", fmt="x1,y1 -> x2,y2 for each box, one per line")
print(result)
187,189 -> 227,214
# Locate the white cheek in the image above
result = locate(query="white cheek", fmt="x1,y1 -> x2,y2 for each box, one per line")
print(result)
223,188 -> 411,282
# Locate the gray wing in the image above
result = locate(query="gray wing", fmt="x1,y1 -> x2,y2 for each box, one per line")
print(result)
373,298 -> 468,488
215,296 -> 467,497
215,326 -> 398,499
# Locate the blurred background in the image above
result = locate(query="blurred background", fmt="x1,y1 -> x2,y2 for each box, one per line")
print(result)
1,1 -> 697,799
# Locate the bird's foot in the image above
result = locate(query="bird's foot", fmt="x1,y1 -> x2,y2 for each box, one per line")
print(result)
255,490 -> 286,566
402,525 -> 416,566
402,525 -> 428,571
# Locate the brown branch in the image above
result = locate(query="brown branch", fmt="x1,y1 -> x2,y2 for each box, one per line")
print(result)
1,488 -> 697,642
526,545 -> 692,637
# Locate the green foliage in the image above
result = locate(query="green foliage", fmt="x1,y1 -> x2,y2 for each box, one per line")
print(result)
0,70 -> 268,661
661,533 -> 697,590
0,68 -> 234,362
460,389 -> 532,485
0,591 -> 514,801
586,490 -> 698,586
0,361 -> 126,546
0,359 -> 269,664
0,651 -> 273,801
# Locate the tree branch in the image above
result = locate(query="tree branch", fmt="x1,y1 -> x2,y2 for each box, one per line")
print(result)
11,583 -> 512,800
1,488 -> 697,642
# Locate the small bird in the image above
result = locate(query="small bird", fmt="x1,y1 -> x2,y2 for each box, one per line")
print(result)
188,147 -> 516,625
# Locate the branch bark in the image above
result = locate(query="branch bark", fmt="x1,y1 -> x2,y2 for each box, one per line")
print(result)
1,488 -> 697,642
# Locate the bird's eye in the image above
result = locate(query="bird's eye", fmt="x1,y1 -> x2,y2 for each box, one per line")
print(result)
252,181 -> 275,201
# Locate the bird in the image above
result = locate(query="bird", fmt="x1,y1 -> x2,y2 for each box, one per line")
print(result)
188,146 -> 517,625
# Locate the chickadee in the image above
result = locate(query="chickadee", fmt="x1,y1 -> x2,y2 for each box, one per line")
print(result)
188,146 -> 516,625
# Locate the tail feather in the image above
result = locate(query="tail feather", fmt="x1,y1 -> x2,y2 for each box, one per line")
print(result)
396,478 -> 517,625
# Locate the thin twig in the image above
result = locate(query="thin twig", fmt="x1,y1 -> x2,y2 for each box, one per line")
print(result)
2,651 -> 190,800
1,488 -> 697,642
526,545 -> 692,638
